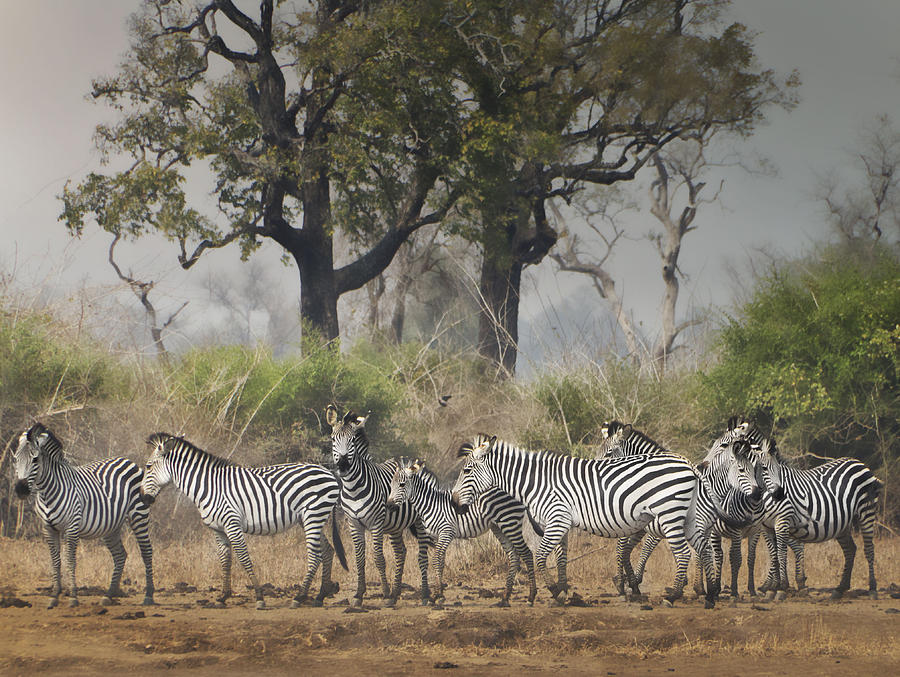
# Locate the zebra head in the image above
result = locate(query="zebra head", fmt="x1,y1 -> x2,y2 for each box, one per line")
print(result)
386,457 -> 422,507
594,421 -> 633,459
141,433 -> 177,506
326,405 -> 370,476
749,436 -> 785,501
728,440 -> 762,501
450,434 -> 497,509
13,423 -> 62,498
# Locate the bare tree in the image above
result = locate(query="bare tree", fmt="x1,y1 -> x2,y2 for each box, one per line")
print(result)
108,234 -> 187,363
818,114 -> 900,243
553,137 -> 722,368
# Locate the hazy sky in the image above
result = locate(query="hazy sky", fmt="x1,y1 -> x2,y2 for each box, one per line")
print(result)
2,1 -> 899,363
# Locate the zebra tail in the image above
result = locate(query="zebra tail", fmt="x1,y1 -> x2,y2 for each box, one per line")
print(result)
331,505 -> 348,571
527,512 -> 544,537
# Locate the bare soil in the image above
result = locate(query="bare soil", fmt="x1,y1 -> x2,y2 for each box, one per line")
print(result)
3,581 -> 899,676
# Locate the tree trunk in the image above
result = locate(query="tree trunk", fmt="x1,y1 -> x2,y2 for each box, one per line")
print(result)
477,253 -> 522,376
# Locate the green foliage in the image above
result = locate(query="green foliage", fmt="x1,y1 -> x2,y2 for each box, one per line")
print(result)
0,310 -> 130,408
701,242 -> 900,464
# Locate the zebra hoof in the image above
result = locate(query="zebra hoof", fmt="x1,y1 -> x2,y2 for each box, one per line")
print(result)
291,599 -> 303,609
312,598 -> 324,607
493,599 -> 510,608
47,598 -> 59,609
101,596 -> 115,606
704,599 -> 716,610
830,589 -> 845,600
142,597 -> 156,606
662,598 -> 674,608
384,597 -> 397,608
68,599 -> 80,608
765,590 -> 776,601
255,600 -> 266,610
350,597 -> 363,608
869,590 -> 879,600
775,591 -> 787,602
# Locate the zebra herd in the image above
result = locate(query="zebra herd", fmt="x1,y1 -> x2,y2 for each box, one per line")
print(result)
10,409 -> 882,610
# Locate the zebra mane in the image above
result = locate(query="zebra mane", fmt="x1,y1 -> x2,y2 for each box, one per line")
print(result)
610,422 -> 668,452
26,422 -> 65,461
147,433 -> 232,467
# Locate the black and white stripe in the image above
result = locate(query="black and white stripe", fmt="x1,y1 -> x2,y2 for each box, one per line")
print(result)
451,434 -> 755,607
749,435 -> 881,599
12,422 -> 155,608
387,458 -> 537,606
140,433 -> 346,609
327,406 -> 431,607
597,422 -> 760,603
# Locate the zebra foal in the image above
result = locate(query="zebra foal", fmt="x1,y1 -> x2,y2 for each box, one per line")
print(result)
140,433 -> 346,609
387,457 -> 537,606
12,422 -> 155,608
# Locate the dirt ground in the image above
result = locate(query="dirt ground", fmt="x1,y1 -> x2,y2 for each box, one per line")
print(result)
2,580 -> 899,677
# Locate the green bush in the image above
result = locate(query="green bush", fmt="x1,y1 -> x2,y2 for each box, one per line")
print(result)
0,309 -> 130,408
700,242 -> 900,473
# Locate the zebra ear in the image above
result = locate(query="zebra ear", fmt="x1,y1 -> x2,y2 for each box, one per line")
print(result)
342,410 -> 357,426
600,421 -> 611,439
727,415 -> 738,430
457,442 -> 474,458
355,411 -> 370,427
325,405 -> 339,427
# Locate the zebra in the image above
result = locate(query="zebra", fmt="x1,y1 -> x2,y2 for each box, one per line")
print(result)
596,422 -> 761,602
747,433 -> 882,599
704,419 -> 807,597
140,433 -> 347,609
12,422 -> 155,609
386,457 -> 537,606
451,434 -> 757,608
326,405 -> 431,607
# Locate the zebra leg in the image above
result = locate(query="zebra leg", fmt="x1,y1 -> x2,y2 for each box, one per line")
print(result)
635,533 -> 660,586
746,530 -> 759,596
224,523 -> 264,610
432,532 -> 453,605
536,521 -> 571,604
861,514 -> 877,599
293,512 -> 327,607
788,538 -> 807,591
613,536 -> 629,596
128,511 -> 155,605
101,532 -> 127,604
386,530 -> 407,607
63,528 -> 80,607
497,523 -> 537,605
415,529 -> 431,605
555,532 -> 569,595
760,528 -> 781,595
728,537 -> 742,598
772,523 -> 792,600
43,524 -> 62,609
662,530 -> 692,606
618,534 -> 642,599
213,530 -> 233,604
490,527 -> 517,607
315,535 -> 336,606
371,525 -> 391,600
348,519 -> 367,607
832,530 -> 857,600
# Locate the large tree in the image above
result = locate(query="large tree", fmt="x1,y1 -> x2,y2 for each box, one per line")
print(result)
448,0 -> 798,374
61,0 -> 462,342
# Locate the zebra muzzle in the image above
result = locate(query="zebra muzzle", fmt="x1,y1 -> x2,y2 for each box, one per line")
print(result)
14,480 -> 31,498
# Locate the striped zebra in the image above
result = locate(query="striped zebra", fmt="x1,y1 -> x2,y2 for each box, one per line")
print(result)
140,433 -> 347,609
596,422 -> 760,603
748,434 -> 882,599
12,422 -> 155,609
704,419 -> 807,597
451,434 -> 756,607
326,405 -> 431,607
386,457 -> 537,606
